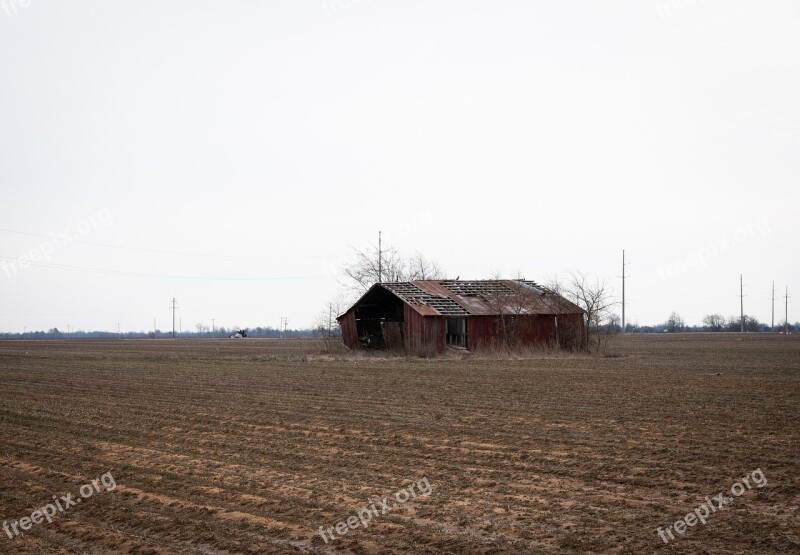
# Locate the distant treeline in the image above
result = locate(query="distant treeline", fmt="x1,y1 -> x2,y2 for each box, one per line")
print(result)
619,323 -> 797,333
1,326 -> 342,340
1,320 -> 795,340
613,319 -> 797,334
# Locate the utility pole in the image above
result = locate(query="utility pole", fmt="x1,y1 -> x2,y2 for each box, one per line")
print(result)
772,281 -> 775,332
169,298 -> 178,338
328,302 -> 333,338
621,249 -> 627,333
67,324 -> 71,339
280,317 -> 288,338
179,317 -> 182,338
740,274 -> 744,332
785,286 -> 791,334
211,318 -> 215,338
117,322 -> 121,339
378,230 -> 382,284
154,318 -> 157,339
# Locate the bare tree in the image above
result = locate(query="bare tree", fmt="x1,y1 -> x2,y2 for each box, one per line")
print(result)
565,272 -> 616,351
314,298 -> 347,339
312,296 -> 350,353
665,312 -> 685,333
743,315 -> 761,332
544,274 -> 566,296
702,314 -> 725,331
605,313 -> 621,333
342,244 -> 445,292
407,251 -> 445,281
483,283 -> 538,349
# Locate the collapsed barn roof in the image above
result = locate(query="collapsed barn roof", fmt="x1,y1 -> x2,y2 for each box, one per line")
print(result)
341,280 -> 585,318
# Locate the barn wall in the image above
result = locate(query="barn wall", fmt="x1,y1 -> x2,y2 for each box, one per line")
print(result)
468,315 -> 560,351
556,313 -> 586,350
467,316 -> 498,351
338,310 -> 359,350
516,315 -> 558,345
340,284 -> 587,353
404,305 -> 445,356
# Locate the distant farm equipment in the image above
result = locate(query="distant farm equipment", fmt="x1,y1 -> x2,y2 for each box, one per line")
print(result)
230,329 -> 248,338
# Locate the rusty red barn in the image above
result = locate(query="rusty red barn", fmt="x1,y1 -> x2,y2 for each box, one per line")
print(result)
337,280 -> 586,356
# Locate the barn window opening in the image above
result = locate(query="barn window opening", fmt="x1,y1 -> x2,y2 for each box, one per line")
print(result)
446,317 -> 467,348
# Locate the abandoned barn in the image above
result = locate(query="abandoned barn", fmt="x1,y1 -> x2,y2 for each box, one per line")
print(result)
338,280 -> 586,355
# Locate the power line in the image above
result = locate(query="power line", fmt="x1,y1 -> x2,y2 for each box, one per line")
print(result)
0,255 -> 329,281
0,227 -> 341,261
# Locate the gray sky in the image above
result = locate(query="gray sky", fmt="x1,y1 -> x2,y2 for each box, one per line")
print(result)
1,0 -> 798,332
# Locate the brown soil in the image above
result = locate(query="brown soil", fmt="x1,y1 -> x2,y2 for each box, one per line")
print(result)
1,334 -> 798,553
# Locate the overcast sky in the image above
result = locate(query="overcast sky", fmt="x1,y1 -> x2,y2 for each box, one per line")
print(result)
1,0 -> 798,332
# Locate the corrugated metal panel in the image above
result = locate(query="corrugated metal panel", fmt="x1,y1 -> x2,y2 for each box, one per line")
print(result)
384,282 -> 468,316
411,280 -> 585,316
468,314 -> 558,351
467,316 -> 497,351
404,305 -> 445,356
339,309 -> 359,350
344,281 -> 585,319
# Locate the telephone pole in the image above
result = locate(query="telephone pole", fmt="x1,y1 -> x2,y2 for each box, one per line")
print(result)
378,230 -> 382,283
785,286 -> 791,334
211,318 -> 215,338
169,298 -> 178,338
117,322 -> 121,339
621,250 -> 628,333
740,274 -> 744,332
772,281 -> 775,332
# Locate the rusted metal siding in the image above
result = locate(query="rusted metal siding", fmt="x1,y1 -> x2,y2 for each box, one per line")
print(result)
515,315 -> 558,345
556,313 -> 585,350
338,309 -> 359,350
466,316 -> 496,351
338,280 -> 588,354
404,304 -> 445,356
412,280 -> 585,316
467,315 -> 560,351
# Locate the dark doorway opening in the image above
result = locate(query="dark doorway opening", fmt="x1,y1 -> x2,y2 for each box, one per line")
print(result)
354,288 -> 405,350
446,317 -> 467,348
